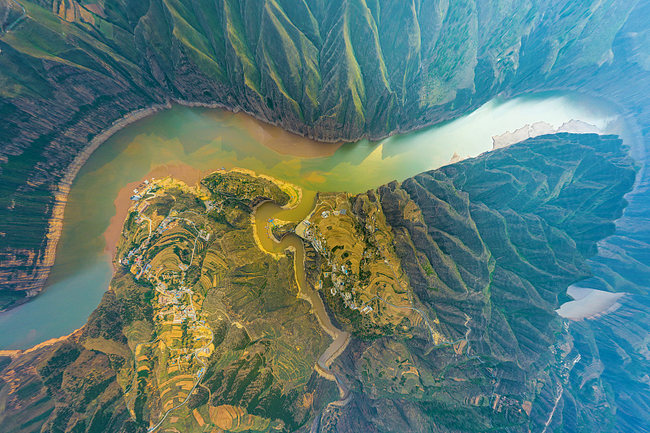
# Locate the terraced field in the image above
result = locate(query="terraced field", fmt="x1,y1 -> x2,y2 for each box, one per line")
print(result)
111,170 -> 333,432
301,191 -> 443,341
302,133 -> 638,431
0,133 -> 640,432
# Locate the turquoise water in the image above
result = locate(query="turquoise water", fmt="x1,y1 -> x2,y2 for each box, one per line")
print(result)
0,93 -> 622,349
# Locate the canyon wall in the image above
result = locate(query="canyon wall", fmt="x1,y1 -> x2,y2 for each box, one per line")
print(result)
0,0 -> 647,310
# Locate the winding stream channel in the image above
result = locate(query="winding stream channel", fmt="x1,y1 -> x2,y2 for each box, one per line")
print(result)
253,198 -> 351,401
0,92 -> 628,349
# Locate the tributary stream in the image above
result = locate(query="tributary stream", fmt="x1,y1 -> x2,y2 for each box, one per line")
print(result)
0,92 -> 626,349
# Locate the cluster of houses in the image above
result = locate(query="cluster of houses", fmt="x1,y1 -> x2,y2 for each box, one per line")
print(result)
301,209 -> 374,316
130,178 -> 159,201
123,179 -> 216,399
320,208 -> 347,219
172,304 -> 197,324
123,183 -> 208,332
331,276 -> 374,315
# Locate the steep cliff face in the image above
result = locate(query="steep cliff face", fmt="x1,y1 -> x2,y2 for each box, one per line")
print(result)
310,133 -> 636,432
0,1 -> 645,307
0,133 -> 637,432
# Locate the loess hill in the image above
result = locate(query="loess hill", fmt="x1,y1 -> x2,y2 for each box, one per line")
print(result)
0,132 -> 638,432
1,0 -> 650,309
306,133 -> 637,432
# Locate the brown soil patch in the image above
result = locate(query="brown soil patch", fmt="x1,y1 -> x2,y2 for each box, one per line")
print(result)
209,404 -> 239,430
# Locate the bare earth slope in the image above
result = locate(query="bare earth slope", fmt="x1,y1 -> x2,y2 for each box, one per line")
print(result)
0,133 -> 637,432
1,0 -> 649,308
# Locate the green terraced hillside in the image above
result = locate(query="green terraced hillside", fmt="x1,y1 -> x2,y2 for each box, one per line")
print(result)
1,0 -> 648,310
0,133 -> 636,432
313,133 -> 636,432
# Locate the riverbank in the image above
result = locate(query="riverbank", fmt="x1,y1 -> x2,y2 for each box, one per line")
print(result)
106,167 -> 304,264
176,100 -> 344,157
0,94 -> 627,349
0,326 -> 82,358
105,163 -> 208,260
249,179 -> 352,406
556,286 -> 626,321
104,123 -> 334,263
13,104 -> 172,312
12,97 -> 344,313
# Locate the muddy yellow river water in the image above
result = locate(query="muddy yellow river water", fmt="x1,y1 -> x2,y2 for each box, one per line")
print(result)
0,93 -> 623,349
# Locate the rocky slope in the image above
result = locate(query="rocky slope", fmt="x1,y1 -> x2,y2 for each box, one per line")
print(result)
309,133 -> 637,432
0,132 -> 637,432
1,0 -> 648,309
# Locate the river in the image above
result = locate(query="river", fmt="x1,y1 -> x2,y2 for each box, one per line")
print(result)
253,198 -> 351,383
556,285 -> 626,321
0,92 -> 625,349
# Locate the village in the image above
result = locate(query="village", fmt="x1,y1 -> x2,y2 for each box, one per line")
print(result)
295,192 -> 430,338
118,178 -> 216,426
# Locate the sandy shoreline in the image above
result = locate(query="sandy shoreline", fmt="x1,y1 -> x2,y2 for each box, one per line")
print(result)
31,100 -> 342,309
31,104 -> 171,301
14,93 -> 637,356
556,286 -> 626,321
491,119 -> 603,150
107,166 -> 306,263
105,163 -> 210,261
0,326 -> 83,358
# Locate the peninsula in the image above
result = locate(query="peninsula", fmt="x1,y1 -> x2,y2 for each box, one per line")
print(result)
0,132 -> 636,432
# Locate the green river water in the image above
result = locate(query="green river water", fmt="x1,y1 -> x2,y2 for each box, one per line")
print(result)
0,93 -> 622,349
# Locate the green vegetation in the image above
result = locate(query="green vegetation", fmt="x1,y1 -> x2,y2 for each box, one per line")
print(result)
0,135 -> 639,432
0,170 -> 331,432
202,170 -> 291,208
0,0 -> 643,312
302,133 -> 636,431
111,172 -> 328,432
303,192 -> 434,340
0,0 -> 647,429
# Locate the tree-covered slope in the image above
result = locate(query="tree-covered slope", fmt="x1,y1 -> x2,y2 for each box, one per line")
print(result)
305,133 -> 636,431
0,0 -> 647,309
1,0 -> 640,139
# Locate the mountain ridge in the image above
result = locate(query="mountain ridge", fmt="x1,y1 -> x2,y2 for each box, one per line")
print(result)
0,0 -> 647,316
0,132 -> 637,432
